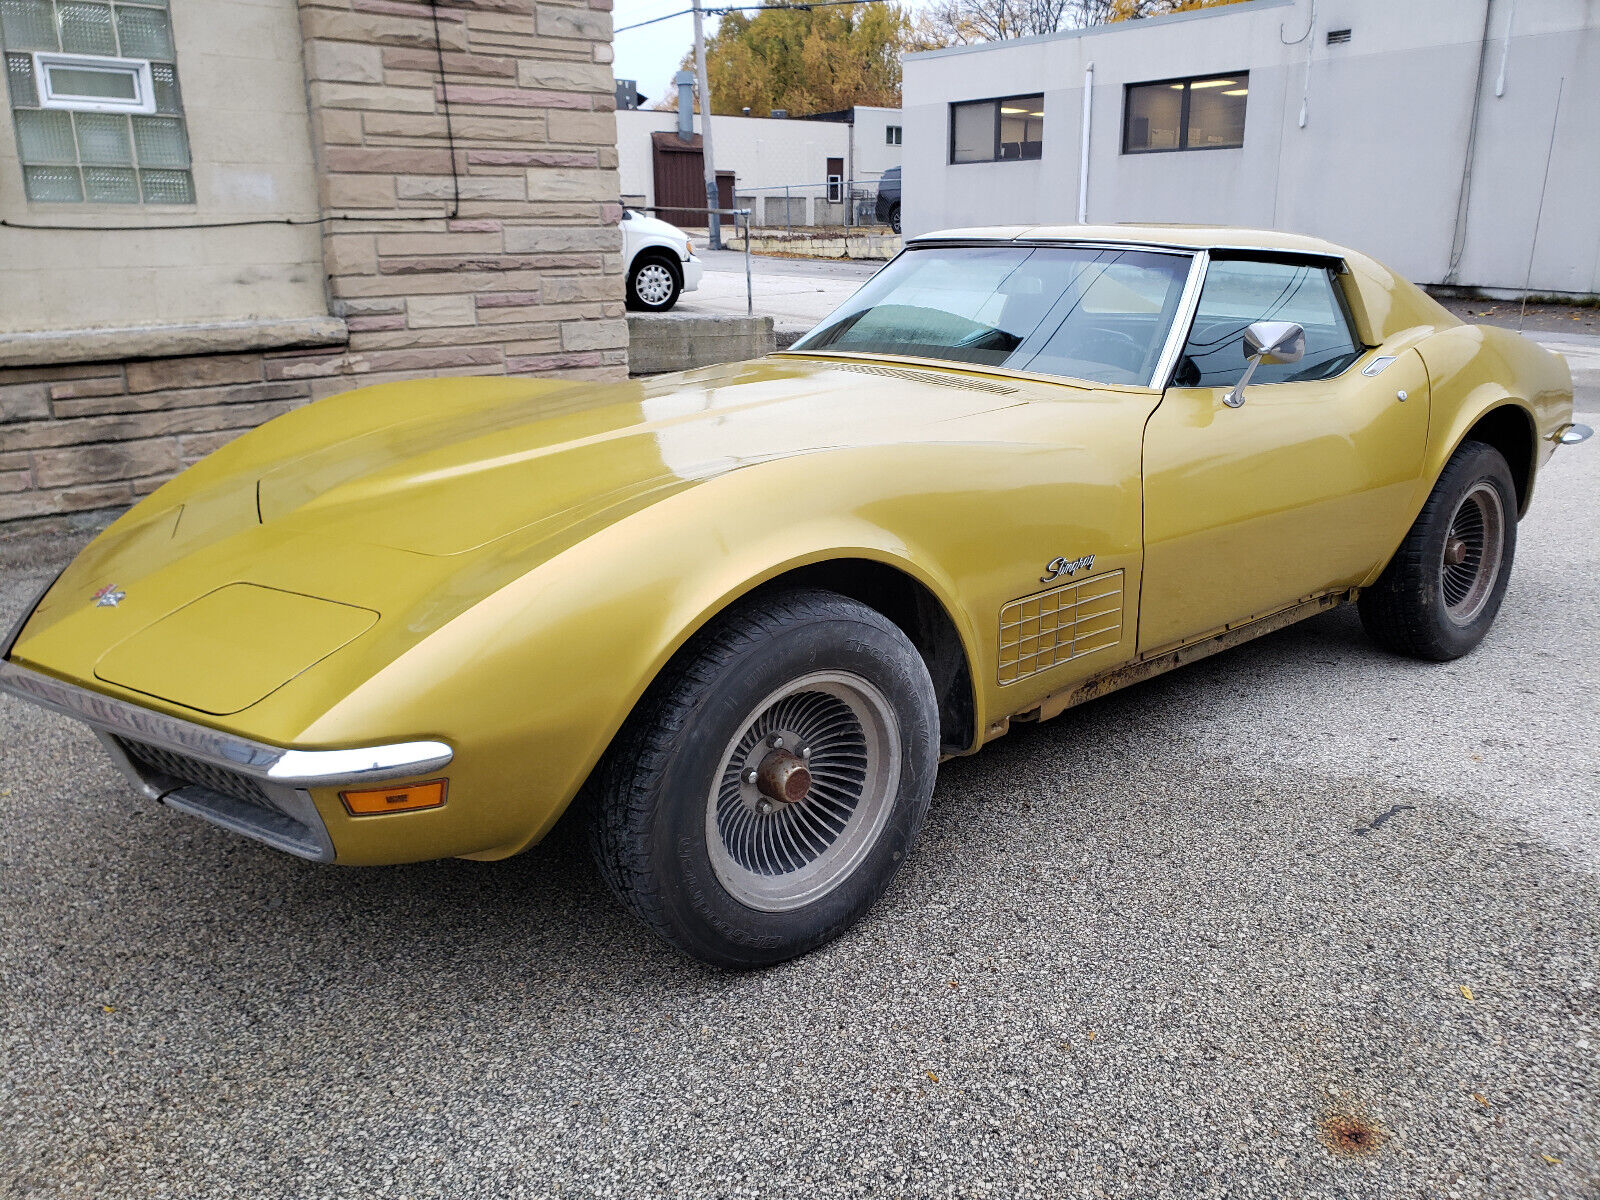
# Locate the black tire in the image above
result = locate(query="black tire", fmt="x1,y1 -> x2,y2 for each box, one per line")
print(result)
588,588 -> 939,968
1359,440 -> 1518,661
888,202 -> 901,234
626,253 -> 682,312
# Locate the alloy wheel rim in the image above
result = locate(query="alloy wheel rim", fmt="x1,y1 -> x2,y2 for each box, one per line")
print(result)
635,263 -> 674,306
1440,481 -> 1505,625
706,671 -> 901,913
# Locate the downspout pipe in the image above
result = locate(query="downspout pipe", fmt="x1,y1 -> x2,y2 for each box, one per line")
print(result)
1445,0 -> 1496,284
1077,61 -> 1094,224
1494,0 -> 1516,96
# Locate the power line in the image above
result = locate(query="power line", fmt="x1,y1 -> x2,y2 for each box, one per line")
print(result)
616,0 -> 890,35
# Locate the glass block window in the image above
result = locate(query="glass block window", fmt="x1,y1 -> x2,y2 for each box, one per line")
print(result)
1,0 -> 192,203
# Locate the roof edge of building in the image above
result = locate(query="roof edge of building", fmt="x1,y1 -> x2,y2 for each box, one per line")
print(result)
902,0 -> 1299,64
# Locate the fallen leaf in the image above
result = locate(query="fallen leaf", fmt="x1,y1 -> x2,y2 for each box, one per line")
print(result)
1460,985 -> 1475,1001
1472,1093 -> 1490,1107
1087,1030 -> 1096,1040
1541,1154 -> 1562,1165
948,980 -> 958,989
101,1005 -> 115,1014
926,1071 -> 939,1083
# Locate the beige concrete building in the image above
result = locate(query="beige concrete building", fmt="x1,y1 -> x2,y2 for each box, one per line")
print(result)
0,0 -> 626,522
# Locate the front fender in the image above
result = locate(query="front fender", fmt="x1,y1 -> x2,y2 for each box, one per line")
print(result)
295,448 -> 993,864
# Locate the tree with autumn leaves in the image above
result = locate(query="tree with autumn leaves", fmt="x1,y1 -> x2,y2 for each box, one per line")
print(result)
673,0 -> 1251,117
677,3 -> 912,116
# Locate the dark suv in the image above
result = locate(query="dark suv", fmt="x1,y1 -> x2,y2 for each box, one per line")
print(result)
874,167 -> 901,233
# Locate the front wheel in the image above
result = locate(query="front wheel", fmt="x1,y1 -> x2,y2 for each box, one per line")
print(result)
626,254 -> 682,311
888,202 -> 901,234
1359,440 -> 1517,660
588,589 -> 939,968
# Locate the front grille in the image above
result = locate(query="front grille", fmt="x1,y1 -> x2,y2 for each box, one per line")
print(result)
117,738 -> 272,807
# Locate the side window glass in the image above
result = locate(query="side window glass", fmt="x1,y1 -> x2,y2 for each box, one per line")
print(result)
1175,259 -> 1362,388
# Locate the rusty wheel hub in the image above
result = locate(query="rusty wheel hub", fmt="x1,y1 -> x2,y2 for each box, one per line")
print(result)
755,749 -> 812,810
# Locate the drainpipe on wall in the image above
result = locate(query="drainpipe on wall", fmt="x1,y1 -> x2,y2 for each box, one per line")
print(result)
1077,61 -> 1094,224
1445,0 -> 1496,285
1494,0 -> 1517,96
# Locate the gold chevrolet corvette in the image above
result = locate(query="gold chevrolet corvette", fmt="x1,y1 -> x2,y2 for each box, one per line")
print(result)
3,225 -> 1589,966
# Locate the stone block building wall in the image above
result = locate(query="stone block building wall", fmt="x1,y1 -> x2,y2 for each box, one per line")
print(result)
0,0 -> 625,523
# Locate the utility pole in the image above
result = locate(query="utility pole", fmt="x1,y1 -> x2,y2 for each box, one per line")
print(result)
691,0 -> 723,249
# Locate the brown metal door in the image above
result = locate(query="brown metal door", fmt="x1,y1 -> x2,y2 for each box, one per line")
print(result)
717,172 -> 735,215
651,132 -> 706,226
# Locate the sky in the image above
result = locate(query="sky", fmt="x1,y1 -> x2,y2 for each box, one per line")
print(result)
613,0 -> 714,112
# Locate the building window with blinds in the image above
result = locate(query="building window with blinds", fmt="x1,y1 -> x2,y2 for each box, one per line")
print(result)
1,0 -> 194,203
950,94 -> 1043,164
1123,73 -> 1248,154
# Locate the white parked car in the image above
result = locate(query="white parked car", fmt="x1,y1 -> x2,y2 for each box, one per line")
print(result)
621,210 -> 704,312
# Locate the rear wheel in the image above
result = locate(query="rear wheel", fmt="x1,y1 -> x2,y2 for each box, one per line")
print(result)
588,589 -> 938,968
888,202 -> 901,234
1359,440 -> 1517,660
627,253 -> 682,312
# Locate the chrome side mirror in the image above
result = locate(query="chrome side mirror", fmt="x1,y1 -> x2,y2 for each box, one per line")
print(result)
1224,321 -> 1305,408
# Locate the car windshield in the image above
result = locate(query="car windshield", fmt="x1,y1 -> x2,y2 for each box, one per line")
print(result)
791,244 -> 1193,386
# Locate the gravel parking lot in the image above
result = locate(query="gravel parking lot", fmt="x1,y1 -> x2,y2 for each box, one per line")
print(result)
3,409 -> 1598,1198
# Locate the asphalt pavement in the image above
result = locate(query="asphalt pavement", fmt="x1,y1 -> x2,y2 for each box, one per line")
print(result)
2,419 -> 1597,1193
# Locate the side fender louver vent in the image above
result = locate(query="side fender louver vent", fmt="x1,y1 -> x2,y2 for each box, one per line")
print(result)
830,363 -> 1019,395
998,570 -> 1125,685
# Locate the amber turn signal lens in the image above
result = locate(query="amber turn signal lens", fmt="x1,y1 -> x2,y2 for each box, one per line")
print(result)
340,778 -> 447,816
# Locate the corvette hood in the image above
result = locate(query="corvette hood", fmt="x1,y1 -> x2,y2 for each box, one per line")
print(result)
253,356 -> 1031,557
10,355 -> 1048,722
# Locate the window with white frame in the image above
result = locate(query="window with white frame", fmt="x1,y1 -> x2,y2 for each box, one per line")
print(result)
1,0 -> 193,203
885,124 -> 901,146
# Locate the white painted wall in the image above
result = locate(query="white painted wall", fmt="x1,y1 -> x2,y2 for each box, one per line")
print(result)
617,109 -> 850,207
616,106 -> 900,224
902,0 -> 1600,295
850,105 -> 904,182
0,0 -> 327,333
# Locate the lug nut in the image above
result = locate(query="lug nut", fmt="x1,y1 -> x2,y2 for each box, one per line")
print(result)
743,768 -> 758,785
757,799 -> 773,815
770,734 -> 785,749
798,745 -> 812,760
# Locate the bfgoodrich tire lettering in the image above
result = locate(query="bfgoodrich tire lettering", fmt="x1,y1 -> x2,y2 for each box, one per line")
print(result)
587,588 -> 939,968
1359,440 -> 1518,661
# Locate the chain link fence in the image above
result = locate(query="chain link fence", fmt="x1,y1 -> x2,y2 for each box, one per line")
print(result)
732,181 -> 891,233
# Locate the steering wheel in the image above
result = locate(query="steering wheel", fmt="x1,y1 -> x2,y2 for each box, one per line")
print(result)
1078,327 -> 1146,372
952,325 -> 1022,353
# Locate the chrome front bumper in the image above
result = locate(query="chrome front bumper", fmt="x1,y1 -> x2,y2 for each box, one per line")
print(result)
1,588 -> 451,862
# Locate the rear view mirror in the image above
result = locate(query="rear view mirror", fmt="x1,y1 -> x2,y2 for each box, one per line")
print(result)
1225,321 -> 1305,408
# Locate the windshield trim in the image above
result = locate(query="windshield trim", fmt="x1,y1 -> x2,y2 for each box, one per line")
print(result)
1150,249 -> 1211,388
778,240 -> 1210,390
